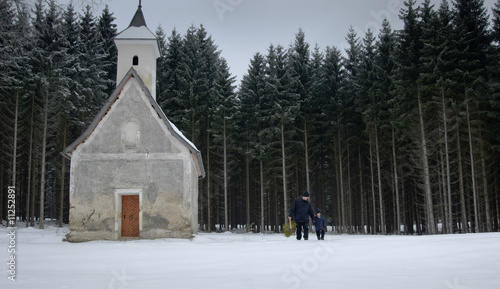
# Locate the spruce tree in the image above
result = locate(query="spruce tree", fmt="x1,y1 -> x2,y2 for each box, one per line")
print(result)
358,28 -> 387,234
289,30 -> 311,197
238,52 -> 266,231
57,3 -> 80,227
98,5 -> 117,95
375,19 -> 398,233
176,25 -> 204,139
321,45 -> 344,229
77,5 -> 109,131
264,44 -> 299,225
492,0 -> 500,43
491,1 -> 500,160
210,58 -> 237,232
395,0 -> 437,234
198,25 -> 222,231
155,24 -> 168,103
308,45 -> 328,211
492,2 -> 500,232
339,26 -> 362,233
0,0 -> 17,91
0,0 -> 25,225
452,0 -> 493,232
158,28 -> 184,123
29,0 -> 69,229
418,0 -> 459,234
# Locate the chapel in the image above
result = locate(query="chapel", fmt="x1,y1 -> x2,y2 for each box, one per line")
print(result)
62,2 -> 205,242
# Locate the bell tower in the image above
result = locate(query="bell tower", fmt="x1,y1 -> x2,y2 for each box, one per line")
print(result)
114,1 -> 160,99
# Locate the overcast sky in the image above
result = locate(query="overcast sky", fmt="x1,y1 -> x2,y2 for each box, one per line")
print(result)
61,0 -> 497,87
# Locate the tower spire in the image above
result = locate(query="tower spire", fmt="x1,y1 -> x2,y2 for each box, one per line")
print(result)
128,1 -> 147,27
114,0 -> 160,98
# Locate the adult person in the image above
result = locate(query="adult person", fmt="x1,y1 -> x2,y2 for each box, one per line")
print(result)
288,191 -> 315,240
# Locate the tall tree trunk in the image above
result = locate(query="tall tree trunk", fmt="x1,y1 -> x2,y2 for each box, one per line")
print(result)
0,169 -> 3,226
333,135 -> 340,233
358,143 -> 366,234
439,145 -> 451,233
223,113 -> 228,231
392,126 -> 401,234
319,156 -> 326,218
206,121 -> 211,232
369,130 -> 377,234
246,152 -> 250,231
479,130 -> 492,232
374,123 -> 385,234
281,116 -> 288,225
260,160 -> 265,233
332,145 -> 339,232
457,121 -> 468,233
402,178 -> 408,234
439,150 -> 447,233
304,117 -> 310,193
303,117 -> 313,232
417,86 -> 435,234
337,117 -> 345,233
276,186 -> 280,232
441,88 -> 453,234
39,94 -> 49,230
58,117 -> 67,228
11,91 -> 18,187
346,133 -> 352,233
30,153 -> 36,227
26,96 -> 35,227
496,168 -> 500,232
466,102 -> 479,233
10,91 -> 19,226
495,187 -> 500,232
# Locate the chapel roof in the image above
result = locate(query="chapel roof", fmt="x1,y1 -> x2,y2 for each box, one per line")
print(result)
62,68 -> 206,178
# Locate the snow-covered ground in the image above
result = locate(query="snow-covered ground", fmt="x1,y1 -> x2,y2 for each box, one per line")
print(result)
1,223 -> 499,289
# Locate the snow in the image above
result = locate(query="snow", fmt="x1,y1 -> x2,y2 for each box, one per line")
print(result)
2,223 -> 500,289
115,26 -> 157,40
166,117 -> 200,154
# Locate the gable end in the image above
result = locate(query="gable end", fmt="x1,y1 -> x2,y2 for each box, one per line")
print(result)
61,68 -> 205,178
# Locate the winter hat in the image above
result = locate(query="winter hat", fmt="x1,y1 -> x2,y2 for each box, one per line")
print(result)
316,208 -> 322,214
303,191 -> 310,197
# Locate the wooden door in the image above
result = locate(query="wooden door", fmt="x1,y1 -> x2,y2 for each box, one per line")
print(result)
121,195 -> 139,237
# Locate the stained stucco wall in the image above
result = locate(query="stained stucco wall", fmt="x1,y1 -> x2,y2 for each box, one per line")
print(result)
67,78 -> 198,242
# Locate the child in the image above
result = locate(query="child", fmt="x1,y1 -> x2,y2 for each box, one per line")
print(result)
313,208 -> 326,240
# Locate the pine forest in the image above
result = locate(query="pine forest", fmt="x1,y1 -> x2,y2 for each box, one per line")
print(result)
1,0 -> 500,235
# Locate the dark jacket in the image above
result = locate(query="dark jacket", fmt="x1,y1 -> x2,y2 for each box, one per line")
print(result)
313,208 -> 326,231
288,197 -> 314,223
314,215 -> 326,231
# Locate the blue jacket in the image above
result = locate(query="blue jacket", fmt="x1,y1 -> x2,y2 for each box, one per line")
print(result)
288,197 -> 314,223
314,215 -> 326,231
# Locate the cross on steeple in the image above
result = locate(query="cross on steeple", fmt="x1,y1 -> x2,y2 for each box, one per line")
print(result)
139,0 -> 142,8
